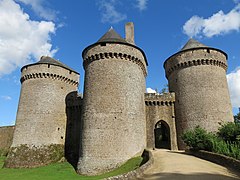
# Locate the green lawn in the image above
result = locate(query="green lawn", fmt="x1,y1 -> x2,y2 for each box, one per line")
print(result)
0,156 -> 143,180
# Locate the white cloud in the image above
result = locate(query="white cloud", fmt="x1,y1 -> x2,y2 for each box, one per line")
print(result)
183,16 -> 205,38
227,67 -> 240,108
136,0 -> 148,11
183,3 -> 240,38
16,0 -> 57,21
146,87 -> 156,93
98,0 -> 127,24
0,0 -> 57,77
234,0 -> 240,4
1,96 -> 12,101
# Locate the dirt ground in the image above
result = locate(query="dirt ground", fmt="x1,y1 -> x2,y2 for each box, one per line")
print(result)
138,149 -> 240,180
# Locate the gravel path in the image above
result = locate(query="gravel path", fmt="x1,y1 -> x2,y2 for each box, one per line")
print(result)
138,149 -> 240,180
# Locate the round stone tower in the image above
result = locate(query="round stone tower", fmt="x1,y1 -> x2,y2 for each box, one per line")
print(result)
164,39 -> 233,149
5,56 -> 79,168
78,23 -> 148,175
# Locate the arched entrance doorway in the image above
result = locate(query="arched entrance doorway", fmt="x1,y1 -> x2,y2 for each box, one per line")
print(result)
154,120 -> 171,149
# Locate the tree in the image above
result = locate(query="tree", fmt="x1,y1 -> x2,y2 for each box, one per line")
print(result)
218,122 -> 240,142
160,84 -> 169,94
234,112 -> 240,124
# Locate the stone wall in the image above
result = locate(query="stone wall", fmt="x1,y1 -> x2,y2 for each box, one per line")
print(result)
164,48 -> 233,149
0,126 -> 15,155
65,91 -> 83,168
145,93 -> 178,150
187,150 -> 240,172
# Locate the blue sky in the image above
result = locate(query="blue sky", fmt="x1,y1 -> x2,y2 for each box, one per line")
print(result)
0,0 -> 240,126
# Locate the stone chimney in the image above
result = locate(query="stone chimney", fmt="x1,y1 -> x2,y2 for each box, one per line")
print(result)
125,22 -> 135,45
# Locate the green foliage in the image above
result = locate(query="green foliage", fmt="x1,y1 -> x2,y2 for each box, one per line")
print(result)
0,156 -> 6,168
0,149 -> 8,157
160,84 -> 169,94
217,122 -> 240,142
234,112 -> 240,124
181,126 -> 214,151
211,138 -> 230,156
0,156 -> 143,180
182,123 -> 240,160
211,139 -> 240,160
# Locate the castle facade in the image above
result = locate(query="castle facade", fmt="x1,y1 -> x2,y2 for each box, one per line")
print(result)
4,23 -> 233,175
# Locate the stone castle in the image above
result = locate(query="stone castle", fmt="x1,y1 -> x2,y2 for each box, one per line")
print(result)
1,22 -> 233,175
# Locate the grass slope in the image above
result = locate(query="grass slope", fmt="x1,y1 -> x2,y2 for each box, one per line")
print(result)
0,156 -> 143,180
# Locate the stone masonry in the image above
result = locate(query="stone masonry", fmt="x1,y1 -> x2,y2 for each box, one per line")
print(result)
0,126 -> 14,155
78,26 -> 147,175
145,93 -> 178,151
1,23 -> 234,175
164,39 -> 234,149
5,56 -> 80,168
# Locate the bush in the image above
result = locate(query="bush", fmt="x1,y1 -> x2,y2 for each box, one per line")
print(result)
211,139 -> 240,160
182,126 -> 215,151
211,138 -> 230,156
218,122 -> 240,143
182,124 -> 240,160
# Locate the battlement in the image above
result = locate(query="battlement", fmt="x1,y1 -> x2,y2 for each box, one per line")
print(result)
145,92 -> 175,106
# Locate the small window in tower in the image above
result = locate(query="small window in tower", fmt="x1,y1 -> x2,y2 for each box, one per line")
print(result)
100,42 -> 106,46
69,71 -> 72,74
48,64 -> 50,68
207,49 -> 210,53
61,136 -> 63,139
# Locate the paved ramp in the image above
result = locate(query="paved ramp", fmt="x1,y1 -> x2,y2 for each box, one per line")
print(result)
138,149 -> 240,180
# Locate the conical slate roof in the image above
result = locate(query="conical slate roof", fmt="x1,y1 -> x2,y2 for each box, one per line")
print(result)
36,56 -> 69,67
181,38 -> 208,51
21,56 -> 79,74
82,27 -> 148,66
97,27 -> 127,43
